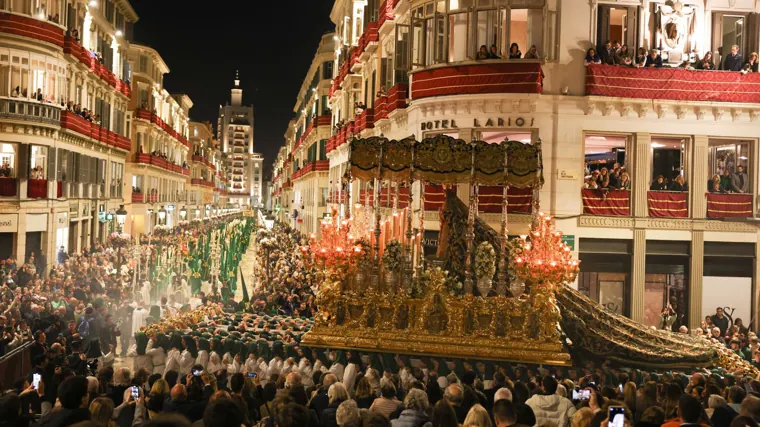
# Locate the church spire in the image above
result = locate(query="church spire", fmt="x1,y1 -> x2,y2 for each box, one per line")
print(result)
231,70 -> 243,107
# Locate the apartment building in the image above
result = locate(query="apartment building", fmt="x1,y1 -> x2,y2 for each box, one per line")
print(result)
0,0 -> 139,268
272,33 -> 335,235
271,0 -> 760,330
124,44 -> 191,235
217,73 -> 255,208
188,121 -> 224,220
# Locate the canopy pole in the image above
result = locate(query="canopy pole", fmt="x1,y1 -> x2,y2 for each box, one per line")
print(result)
497,141 -> 509,296
464,143 -> 477,294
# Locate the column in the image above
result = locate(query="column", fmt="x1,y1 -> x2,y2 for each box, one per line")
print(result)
16,215 -> 26,266
689,231 -> 704,329
692,136 -> 708,218
633,133 -> 652,218
755,238 -> 760,332
630,228 -> 646,322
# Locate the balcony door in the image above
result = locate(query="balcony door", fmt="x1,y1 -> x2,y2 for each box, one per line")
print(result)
597,5 -> 638,51
712,12 -> 759,67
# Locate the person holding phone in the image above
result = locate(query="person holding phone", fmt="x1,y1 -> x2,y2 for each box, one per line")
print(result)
526,376 -> 577,427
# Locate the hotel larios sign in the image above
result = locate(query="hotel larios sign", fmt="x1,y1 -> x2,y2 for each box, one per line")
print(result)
420,117 -> 532,131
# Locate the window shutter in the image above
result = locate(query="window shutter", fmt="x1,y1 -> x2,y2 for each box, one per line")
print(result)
74,153 -> 81,183
100,159 -> 106,184
56,148 -> 64,181
16,143 -> 28,179
66,151 -> 74,182
748,13 -> 760,60
47,148 -> 56,181
395,24 -> 410,72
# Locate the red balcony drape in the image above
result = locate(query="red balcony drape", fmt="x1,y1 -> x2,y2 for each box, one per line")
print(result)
706,193 -> 753,218
478,186 -> 533,213
0,178 -> 17,197
27,179 -> 47,198
647,191 -> 688,218
582,189 -> 630,216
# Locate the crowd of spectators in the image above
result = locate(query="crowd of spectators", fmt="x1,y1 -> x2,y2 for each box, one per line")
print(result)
708,166 -> 749,194
583,163 -> 631,191
585,41 -> 758,73
65,102 -> 101,125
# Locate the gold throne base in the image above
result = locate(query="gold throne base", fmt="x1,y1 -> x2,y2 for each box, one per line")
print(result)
301,277 -> 572,366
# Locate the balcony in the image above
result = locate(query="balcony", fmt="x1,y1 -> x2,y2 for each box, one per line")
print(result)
411,61 -> 543,100
192,155 -> 216,171
0,178 -> 17,197
292,160 -> 329,180
60,111 -> 130,151
27,179 -> 47,199
355,108 -> 374,132
585,64 -> 760,104
648,191 -> 688,218
358,22 -> 379,61
0,12 -> 64,48
134,153 -> 188,176
134,108 -> 190,148
706,193 -> 753,218
478,186 -> 533,214
378,0 -> 399,31
581,189 -> 631,216
132,192 -> 144,203
191,178 -> 215,188
0,97 -> 61,126
62,36 -> 122,92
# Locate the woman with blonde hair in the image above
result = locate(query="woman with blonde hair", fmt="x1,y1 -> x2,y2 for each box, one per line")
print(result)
572,407 -> 594,427
89,397 -> 115,427
150,378 -> 170,397
354,377 -> 374,409
623,382 -> 637,418
464,403 -> 493,427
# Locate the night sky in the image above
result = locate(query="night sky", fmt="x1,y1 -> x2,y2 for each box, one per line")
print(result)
130,1 -> 335,175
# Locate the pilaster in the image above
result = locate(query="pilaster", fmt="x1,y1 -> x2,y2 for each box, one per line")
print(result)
692,136 -> 709,219
630,228 -> 646,322
633,133 -> 652,218
689,231 -> 704,329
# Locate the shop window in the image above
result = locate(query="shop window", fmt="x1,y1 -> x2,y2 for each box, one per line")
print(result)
650,137 -> 688,192
644,241 -> 690,331
708,139 -> 751,194
578,239 -> 632,316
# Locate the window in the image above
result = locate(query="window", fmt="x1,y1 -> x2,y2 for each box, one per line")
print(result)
138,54 -> 147,73
651,137 -> 689,192
322,61 -> 334,80
709,139 -> 751,193
30,145 -> 47,179
0,144 -> 16,178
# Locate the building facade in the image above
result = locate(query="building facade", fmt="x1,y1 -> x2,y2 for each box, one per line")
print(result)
0,0 -> 139,270
188,121 -> 224,220
217,73 -> 255,208
272,0 -> 760,330
272,33 -> 335,235
124,44 -> 191,235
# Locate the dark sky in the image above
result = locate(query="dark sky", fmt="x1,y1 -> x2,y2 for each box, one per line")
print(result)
130,1 -> 335,175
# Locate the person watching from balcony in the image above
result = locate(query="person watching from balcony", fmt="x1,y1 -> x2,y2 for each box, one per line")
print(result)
669,175 -> 688,192
617,172 -> 631,190
36,88 -> 43,102
489,44 -> 501,59
742,52 -> 759,74
584,48 -> 601,66
722,45 -> 743,71
645,49 -> 663,68
524,45 -> 539,59
599,176 -> 612,190
634,48 -> 647,68
696,52 -> 715,70
583,177 -> 598,190
614,45 -> 633,66
477,45 -> 489,60
508,43 -> 522,59
598,40 -> 614,65
650,175 -> 668,191
708,175 -> 724,193
11,86 -> 19,97
730,165 -> 749,193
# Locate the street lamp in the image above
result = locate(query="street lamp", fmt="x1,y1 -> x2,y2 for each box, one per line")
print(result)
158,206 -> 167,224
115,205 -> 127,232
195,208 -> 200,218
205,205 -> 210,218
179,206 -> 187,220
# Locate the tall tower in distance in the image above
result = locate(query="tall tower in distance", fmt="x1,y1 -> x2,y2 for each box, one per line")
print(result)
218,71 -> 257,208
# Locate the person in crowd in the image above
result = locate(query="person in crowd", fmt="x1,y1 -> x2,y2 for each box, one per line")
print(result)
697,51 -> 716,70
524,45 -> 539,59
743,52 -> 759,73
669,175 -> 688,192
392,389 -> 432,427
489,44 -> 501,59
650,175 -> 668,191
508,43 -> 521,59
617,172 -> 631,190
709,175 -> 723,193
635,47 -> 648,67
645,49 -> 663,68
731,165 -> 749,193
711,307 -> 730,336
585,48 -> 602,66
599,40 -> 614,65
525,376 -> 576,427
723,45 -> 744,71
615,45 -> 633,66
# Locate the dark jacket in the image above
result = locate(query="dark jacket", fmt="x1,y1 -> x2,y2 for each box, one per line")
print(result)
723,53 -> 743,71
37,407 -> 90,427
711,404 -> 738,427
320,399 -> 345,427
308,388 -> 329,420
645,55 -> 663,68
390,409 -> 432,427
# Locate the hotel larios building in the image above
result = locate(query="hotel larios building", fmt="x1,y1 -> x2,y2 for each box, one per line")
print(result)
271,0 -> 760,330
0,0 -> 138,270
273,33 -> 336,235
124,44 -> 191,236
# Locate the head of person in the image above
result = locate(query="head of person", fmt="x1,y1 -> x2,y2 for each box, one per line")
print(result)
405,388 -> 430,413
463,404 -> 491,427
336,400 -> 361,427
274,403 -> 311,427
650,49 -> 658,58
678,395 -> 703,424
510,43 -> 519,54
432,399 -> 459,427
729,386 -> 748,404
202,397 -> 244,427
380,381 -> 397,399
732,45 -> 739,55
571,407 -> 594,427
493,398 -> 518,427
444,383 -> 464,407
328,382 -> 349,405
58,376 -> 90,409
640,406 -> 666,426
542,375 -> 559,395
90,397 -> 115,426
479,45 -> 488,56
587,48 -> 597,58
495,387 -> 513,403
